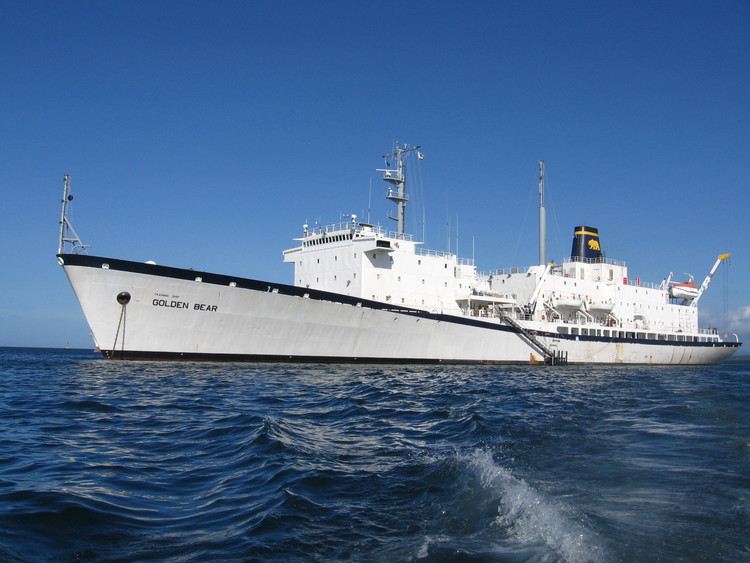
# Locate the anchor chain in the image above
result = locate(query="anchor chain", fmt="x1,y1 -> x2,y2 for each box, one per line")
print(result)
108,291 -> 131,359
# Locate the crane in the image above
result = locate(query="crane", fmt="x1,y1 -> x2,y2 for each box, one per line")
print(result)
691,253 -> 731,306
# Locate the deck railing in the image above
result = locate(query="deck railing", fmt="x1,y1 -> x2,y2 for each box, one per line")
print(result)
304,222 -> 415,242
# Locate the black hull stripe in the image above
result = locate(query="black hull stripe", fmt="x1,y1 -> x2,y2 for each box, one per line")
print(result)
59,253 -> 742,350
98,350 -> 735,365
101,350 -> 525,364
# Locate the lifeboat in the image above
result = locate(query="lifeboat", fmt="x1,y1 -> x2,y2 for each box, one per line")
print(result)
670,281 -> 699,299
465,293 -> 516,308
588,300 -> 614,314
554,298 -> 583,311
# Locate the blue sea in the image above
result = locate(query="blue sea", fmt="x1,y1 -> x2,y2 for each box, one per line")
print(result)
0,347 -> 748,562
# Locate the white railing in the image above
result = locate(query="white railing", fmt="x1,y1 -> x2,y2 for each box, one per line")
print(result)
414,247 -> 474,265
566,256 -> 626,267
304,222 -> 415,242
622,278 -> 660,289
477,264 -> 663,290
484,266 -> 533,276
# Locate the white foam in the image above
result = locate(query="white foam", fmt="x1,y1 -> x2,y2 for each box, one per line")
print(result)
465,449 -> 607,562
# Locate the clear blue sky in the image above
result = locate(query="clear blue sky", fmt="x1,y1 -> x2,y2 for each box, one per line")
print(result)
2,0 -> 748,349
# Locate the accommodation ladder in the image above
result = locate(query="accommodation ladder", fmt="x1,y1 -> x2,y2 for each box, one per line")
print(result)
501,313 -> 568,365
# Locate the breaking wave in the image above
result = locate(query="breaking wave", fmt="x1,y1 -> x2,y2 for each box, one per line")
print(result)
409,449 -> 607,562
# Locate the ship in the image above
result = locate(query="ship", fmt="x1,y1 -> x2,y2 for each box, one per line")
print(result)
57,145 -> 741,364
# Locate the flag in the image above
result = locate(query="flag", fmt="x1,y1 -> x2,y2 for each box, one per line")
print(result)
417,152 -> 424,160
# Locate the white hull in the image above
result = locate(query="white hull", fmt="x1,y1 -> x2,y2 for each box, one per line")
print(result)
59,254 -> 740,365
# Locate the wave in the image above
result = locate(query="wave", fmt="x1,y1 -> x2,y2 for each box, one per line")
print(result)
3,352 -> 747,561
410,449 -> 609,562
475,448 -> 607,562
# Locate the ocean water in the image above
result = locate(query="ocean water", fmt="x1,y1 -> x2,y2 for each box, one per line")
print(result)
0,348 -> 748,562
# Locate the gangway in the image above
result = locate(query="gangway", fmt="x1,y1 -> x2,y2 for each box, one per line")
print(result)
501,313 -> 568,365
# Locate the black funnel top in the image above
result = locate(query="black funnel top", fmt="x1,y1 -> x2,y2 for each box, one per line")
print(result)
571,226 -> 602,261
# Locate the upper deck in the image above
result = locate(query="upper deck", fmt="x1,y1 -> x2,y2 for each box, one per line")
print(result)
285,220 -> 475,266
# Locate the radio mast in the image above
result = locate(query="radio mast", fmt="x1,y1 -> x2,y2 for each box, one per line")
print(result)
538,160 -> 546,265
377,143 -> 421,239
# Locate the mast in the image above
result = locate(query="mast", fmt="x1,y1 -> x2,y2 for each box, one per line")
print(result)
538,160 -> 546,265
377,143 -> 421,239
58,175 -> 71,254
58,175 -> 90,255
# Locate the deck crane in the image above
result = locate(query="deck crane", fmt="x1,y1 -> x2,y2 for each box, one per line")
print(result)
691,253 -> 731,306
